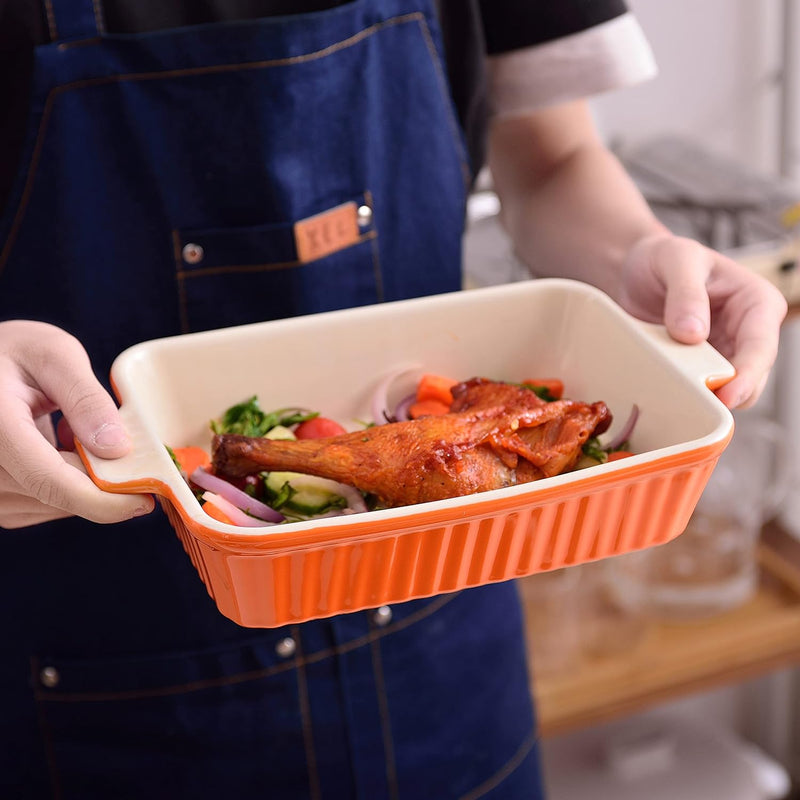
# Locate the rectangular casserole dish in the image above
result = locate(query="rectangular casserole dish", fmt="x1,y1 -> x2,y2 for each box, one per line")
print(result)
79,278 -> 735,627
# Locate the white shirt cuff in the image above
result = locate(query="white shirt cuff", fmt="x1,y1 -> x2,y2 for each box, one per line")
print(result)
487,12 -> 658,118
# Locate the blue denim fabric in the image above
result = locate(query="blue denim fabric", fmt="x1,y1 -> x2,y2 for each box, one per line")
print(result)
0,0 -> 545,797
25,582 -> 540,799
0,0 -> 470,373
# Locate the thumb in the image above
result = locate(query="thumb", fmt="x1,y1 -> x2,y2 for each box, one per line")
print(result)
27,336 -> 130,459
56,381 -> 130,459
654,238 -> 713,345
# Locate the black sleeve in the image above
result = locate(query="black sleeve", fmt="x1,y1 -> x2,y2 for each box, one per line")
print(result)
479,0 -> 629,55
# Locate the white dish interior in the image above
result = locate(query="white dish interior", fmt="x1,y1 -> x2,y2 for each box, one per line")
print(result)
88,279 -> 736,535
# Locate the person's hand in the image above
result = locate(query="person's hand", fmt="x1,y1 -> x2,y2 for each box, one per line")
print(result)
617,233 -> 788,409
0,320 -> 155,529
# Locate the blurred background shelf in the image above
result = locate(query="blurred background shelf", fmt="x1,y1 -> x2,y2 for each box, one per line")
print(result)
525,524 -> 800,738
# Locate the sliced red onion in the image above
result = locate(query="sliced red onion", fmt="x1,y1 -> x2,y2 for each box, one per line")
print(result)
190,467 -> 284,522
605,404 -> 640,452
392,392 -> 417,423
201,492 -> 277,527
285,474 -> 369,514
371,365 -> 421,425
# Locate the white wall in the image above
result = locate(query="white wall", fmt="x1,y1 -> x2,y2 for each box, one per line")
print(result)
589,0 -> 797,425
546,0 -> 800,772
591,0 -> 784,176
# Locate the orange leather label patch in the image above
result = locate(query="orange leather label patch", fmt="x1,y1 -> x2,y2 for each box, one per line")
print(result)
294,201 -> 360,263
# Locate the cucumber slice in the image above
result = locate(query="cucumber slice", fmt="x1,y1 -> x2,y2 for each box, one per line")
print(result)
264,471 -> 347,515
573,453 -> 605,470
264,425 -> 296,441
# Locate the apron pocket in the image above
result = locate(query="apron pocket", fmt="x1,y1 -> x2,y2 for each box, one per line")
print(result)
173,194 -> 382,333
32,636 -> 312,799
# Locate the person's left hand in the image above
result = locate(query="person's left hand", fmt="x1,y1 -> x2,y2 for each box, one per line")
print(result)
617,233 -> 788,409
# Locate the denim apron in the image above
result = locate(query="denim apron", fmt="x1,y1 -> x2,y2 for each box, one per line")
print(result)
0,1 -> 544,797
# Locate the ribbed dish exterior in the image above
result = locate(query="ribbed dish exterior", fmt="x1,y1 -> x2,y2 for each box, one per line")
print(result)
163,456 -> 719,628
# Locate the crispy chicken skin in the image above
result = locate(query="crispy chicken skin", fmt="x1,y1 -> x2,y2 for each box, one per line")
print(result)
211,378 -> 612,508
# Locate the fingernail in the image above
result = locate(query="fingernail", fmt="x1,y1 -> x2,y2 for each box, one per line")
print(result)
674,314 -> 706,335
92,422 -> 128,450
133,504 -> 153,518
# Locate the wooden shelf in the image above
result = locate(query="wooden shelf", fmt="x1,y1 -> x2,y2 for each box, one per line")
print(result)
524,531 -> 800,737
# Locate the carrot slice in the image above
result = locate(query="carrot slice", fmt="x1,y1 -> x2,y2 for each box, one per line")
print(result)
607,451 -> 634,461
202,501 -> 235,525
172,446 -> 211,475
416,373 -> 458,406
409,399 -> 451,419
521,378 -> 564,400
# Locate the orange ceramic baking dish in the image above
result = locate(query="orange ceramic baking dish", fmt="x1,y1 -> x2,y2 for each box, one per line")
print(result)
79,279 -> 735,628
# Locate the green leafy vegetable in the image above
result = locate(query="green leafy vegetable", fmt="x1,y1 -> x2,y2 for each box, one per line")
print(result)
510,382 -> 559,402
527,385 -> 557,402
210,396 -> 318,437
581,436 -> 608,463
165,444 -> 181,469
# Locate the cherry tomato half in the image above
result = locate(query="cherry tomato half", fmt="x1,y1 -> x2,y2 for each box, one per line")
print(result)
294,417 -> 347,439
607,450 -> 634,461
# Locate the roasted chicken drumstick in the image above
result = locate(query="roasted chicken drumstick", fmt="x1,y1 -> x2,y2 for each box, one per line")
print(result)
211,378 -> 612,508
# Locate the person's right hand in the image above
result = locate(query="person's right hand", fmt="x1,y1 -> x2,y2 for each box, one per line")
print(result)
0,321 -> 155,529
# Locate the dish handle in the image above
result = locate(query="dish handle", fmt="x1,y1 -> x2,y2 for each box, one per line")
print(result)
632,318 -> 736,394
75,404 -> 177,495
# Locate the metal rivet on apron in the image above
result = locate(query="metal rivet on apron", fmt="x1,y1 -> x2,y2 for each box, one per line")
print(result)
40,666 -> 60,688
275,636 -> 296,658
372,605 -> 393,627
182,243 -> 205,264
356,204 -> 373,228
